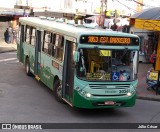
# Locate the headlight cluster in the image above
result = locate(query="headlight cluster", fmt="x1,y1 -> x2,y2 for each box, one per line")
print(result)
126,85 -> 136,97
75,86 -> 92,98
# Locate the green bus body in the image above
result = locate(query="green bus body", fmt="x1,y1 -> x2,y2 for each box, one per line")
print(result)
17,17 -> 140,109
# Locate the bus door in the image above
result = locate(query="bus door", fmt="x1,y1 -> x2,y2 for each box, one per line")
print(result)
19,25 -> 25,62
35,30 -> 41,80
62,40 -> 76,104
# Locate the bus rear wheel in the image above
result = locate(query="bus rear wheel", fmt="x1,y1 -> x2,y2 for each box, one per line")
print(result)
54,80 -> 64,103
25,58 -> 32,76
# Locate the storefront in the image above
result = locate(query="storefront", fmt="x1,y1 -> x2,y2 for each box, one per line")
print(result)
130,7 -> 160,70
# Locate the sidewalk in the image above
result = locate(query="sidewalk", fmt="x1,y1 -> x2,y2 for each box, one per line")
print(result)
0,39 -> 160,101
0,40 -> 17,53
137,63 -> 160,101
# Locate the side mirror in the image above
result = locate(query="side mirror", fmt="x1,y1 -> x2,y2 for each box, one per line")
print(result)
74,51 -> 80,63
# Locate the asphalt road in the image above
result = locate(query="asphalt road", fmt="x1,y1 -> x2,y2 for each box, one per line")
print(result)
0,52 -> 160,131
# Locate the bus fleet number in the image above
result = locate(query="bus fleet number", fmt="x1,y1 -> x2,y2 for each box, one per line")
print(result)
119,89 -> 130,94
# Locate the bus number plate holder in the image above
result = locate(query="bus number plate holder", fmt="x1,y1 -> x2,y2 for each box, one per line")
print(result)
104,101 -> 115,105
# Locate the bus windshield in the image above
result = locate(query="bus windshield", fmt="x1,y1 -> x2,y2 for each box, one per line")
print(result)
76,48 -> 138,82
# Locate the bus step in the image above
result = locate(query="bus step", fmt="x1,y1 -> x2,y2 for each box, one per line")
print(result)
35,75 -> 40,81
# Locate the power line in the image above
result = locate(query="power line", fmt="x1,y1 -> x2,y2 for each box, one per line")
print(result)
132,0 -> 155,8
115,0 -> 137,13
132,0 -> 144,6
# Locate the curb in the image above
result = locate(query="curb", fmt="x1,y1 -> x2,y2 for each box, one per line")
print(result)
0,47 -> 17,53
137,95 -> 160,102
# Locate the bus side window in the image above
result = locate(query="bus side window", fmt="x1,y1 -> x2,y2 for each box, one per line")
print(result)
30,27 -> 35,46
25,25 -> 30,43
54,34 -> 64,61
51,33 -> 56,57
43,31 -> 50,54
18,24 -> 21,42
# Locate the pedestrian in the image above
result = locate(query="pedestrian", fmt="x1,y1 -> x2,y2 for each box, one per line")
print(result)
12,29 -> 17,44
4,28 -> 9,43
149,50 -> 156,69
8,27 -> 13,44
111,23 -> 118,31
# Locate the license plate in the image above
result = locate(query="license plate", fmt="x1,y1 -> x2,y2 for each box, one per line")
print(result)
104,101 -> 115,105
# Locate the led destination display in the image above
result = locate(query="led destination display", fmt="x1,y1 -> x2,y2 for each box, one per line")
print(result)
80,35 -> 139,45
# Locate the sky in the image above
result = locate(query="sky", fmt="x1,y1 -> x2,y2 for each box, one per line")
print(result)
0,0 -> 160,14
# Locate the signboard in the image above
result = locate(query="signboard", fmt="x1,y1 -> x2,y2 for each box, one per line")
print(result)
100,50 -> 111,56
149,71 -> 159,81
112,72 -> 120,81
80,35 -> 139,45
86,73 -> 111,80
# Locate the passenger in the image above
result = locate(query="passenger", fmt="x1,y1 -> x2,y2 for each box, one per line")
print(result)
8,27 -> 13,43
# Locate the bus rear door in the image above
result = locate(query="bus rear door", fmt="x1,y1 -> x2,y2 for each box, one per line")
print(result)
35,30 -> 42,80
62,40 -> 76,105
19,25 -> 25,62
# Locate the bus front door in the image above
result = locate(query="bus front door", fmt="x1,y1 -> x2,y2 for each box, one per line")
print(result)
34,30 -> 41,80
62,41 -> 75,104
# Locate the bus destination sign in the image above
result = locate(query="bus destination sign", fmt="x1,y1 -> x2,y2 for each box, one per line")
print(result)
80,35 -> 139,45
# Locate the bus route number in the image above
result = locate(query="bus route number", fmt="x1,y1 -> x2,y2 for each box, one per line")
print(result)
88,36 -> 98,43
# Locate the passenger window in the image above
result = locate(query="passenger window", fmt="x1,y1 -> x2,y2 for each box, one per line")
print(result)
54,34 -> 64,61
42,31 -> 64,60
25,25 -> 30,43
30,28 -> 36,46
43,32 -> 50,54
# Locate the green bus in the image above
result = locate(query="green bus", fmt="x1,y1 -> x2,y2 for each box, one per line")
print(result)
17,17 -> 140,109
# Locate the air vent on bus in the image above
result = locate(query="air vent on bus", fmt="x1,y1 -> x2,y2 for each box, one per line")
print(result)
89,84 -> 130,89
55,18 -> 64,23
66,20 -> 75,25
47,17 -> 56,21
39,16 -> 47,20
83,22 -> 98,29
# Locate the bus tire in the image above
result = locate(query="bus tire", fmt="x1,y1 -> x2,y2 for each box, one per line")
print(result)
25,58 -> 32,76
54,80 -> 64,103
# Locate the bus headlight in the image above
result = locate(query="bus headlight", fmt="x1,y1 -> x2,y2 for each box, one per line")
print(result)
127,92 -> 132,96
75,86 -> 92,98
80,90 -> 92,98
86,93 -> 92,98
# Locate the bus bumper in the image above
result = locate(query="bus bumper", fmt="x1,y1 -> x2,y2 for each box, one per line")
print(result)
73,90 -> 136,109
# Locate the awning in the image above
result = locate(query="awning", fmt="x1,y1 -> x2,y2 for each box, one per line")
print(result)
131,7 -> 160,20
130,7 -> 160,31
134,19 -> 160,31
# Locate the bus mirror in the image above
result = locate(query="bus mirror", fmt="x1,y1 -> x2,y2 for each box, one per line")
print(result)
74,51 -> 80,63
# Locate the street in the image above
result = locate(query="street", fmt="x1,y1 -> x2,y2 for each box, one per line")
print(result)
0,52 -> 160,131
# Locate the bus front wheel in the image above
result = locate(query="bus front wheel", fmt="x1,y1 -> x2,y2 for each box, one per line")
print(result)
25,58 -> 32,76
54,80 -> 64,103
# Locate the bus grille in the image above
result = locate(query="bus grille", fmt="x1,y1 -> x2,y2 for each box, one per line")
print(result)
89,84 -> 130,89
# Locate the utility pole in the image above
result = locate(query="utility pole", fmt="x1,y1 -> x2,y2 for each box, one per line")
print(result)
136,0 -> 143,12
100,0 -> 107,28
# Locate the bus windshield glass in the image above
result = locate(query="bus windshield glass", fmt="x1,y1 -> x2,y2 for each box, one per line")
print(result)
76,48 -> 138,81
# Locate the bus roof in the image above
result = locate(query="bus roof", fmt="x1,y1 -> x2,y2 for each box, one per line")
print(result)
19,17 -> 138,38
